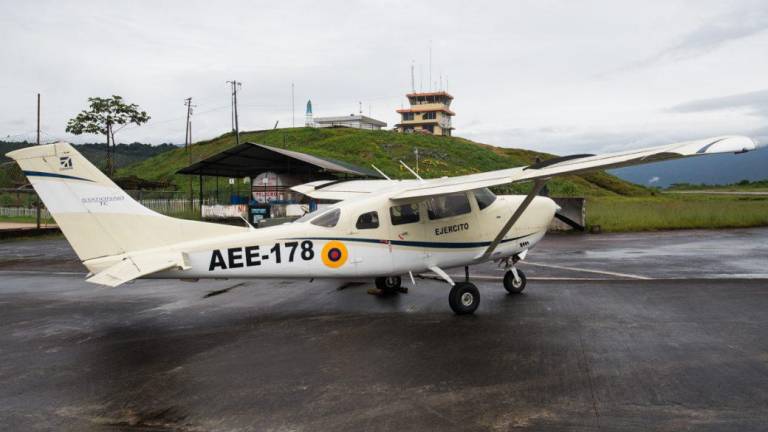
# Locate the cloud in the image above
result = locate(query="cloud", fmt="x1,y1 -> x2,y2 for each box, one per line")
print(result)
615,4 -> 768,72
668,89 -> 768,118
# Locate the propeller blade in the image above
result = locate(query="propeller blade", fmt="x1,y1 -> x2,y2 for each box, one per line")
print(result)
554,211 -> 585,231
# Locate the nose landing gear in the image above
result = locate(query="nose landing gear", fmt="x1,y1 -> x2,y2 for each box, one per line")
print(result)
503,268 -> 527,294
499,253 -> 527,294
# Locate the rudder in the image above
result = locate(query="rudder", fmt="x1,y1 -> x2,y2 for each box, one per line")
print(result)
6,142 -> 245,262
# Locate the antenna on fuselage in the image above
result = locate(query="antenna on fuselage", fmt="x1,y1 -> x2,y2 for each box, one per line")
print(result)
371,164 -> 392,181
399,160 -> 423,181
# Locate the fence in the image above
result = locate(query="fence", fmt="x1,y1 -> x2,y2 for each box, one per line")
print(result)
139,198 -> 207,216
0,206 -> 51,219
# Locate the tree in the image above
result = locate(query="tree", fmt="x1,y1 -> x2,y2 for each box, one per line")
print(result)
65,95 -> 150,176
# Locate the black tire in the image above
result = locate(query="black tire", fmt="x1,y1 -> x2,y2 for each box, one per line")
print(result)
449,282 -> 480,315
375,276 -> 402,295
503,268 -> 527,294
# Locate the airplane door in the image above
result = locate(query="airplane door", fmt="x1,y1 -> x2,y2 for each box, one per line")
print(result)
347,209 -> 394,276
387,201 -> 427,274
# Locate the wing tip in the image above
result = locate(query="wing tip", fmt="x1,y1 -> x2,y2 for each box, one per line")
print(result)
693,135 -> 759,155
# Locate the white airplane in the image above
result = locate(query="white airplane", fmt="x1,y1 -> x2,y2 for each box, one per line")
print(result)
7,135 -> 761,314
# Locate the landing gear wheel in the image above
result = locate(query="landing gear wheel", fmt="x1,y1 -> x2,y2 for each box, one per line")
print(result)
449,282 -> 480,315
375,276 -> 402,295
503,268 -> 527,294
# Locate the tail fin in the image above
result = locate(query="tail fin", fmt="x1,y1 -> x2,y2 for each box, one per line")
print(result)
6,142 -> 245,262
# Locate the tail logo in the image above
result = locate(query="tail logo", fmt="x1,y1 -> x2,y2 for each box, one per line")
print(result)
59,156 -> 73,170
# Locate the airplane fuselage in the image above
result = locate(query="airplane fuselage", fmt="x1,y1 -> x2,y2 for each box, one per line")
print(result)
104,192 -> 558,280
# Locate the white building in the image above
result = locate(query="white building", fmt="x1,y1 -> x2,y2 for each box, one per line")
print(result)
312,114 -> 387,131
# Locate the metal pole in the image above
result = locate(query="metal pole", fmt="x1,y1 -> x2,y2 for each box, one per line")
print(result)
184,97 -> 193,211
36,93 -> 40,145
199,175 -> 203,219
228,80 -> 242,146
234,84 -> 240,146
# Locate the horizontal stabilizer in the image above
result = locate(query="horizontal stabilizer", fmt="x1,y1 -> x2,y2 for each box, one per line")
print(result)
86,251 -> 189,287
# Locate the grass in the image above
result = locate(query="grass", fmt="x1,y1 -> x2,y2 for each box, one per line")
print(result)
587,194 -> 768,231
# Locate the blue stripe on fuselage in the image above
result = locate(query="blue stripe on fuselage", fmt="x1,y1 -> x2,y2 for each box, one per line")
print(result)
285,233 -> 536,249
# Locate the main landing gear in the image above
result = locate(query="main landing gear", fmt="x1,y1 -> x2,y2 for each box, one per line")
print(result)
449,281 -> 480,315
448,266 -> 480,315
375,276 -> 402,295
444,254 -> 528,315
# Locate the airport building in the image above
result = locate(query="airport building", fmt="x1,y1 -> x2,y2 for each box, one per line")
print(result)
305,99 -> 387,130
396,91 -> 455,136
312,114 -> 387,130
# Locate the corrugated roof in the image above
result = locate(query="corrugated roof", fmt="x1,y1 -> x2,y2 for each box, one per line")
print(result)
176,142 -> 381,178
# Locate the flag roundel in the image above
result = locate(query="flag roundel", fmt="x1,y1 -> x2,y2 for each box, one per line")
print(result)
321,240 -> 348,268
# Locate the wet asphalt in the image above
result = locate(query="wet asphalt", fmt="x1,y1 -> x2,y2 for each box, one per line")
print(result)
0,228 -> 767,431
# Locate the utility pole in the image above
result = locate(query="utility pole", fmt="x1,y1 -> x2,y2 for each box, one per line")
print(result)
227,80 -> 242,146
36,93 -> 40,145
184,97 -> 195,208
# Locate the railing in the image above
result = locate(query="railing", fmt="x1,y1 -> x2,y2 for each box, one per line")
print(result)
0,207 -> 51,219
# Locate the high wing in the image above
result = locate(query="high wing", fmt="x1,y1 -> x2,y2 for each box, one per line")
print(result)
389,135 -> 759,201
292,135 -> 760,202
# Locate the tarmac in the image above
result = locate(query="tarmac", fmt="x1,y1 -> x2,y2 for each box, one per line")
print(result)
1,228 -> 767,431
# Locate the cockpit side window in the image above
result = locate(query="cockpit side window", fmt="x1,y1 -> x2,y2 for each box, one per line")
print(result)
390,203 -> 420,225
426,192 -> 471,220
310,208 -> 340,227
355,211 -> 380,229
474,188 -> 497,210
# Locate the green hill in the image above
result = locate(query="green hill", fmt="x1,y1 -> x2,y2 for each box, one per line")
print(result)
0,141 -> 177,189
118,127 -> 650,197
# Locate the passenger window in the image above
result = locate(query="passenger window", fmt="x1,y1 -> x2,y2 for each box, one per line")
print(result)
390,203 -> 420,225
355,211 -> 379,229
474,188 -> 497,210
427,193 -> 471,220
311,208 -> 340,227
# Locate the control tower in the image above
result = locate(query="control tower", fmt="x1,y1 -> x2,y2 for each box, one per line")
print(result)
395,91 -> 455,136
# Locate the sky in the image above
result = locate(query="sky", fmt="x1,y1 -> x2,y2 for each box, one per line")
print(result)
1,0 -> 767,155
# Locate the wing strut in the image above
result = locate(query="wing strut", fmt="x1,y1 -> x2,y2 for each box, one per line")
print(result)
479,179 -> 548,261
